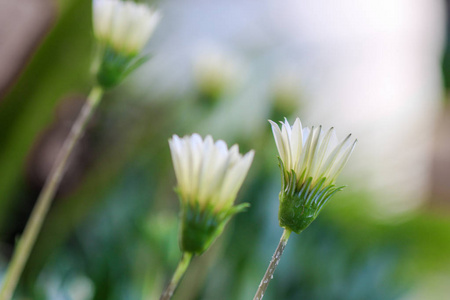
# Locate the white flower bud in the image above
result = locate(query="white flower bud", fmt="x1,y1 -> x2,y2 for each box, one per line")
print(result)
270,118 -> 356,188
270,117 -> 357,233
169,134 -> 254,212
93,0 -> 160,56
169,134 -> 254,254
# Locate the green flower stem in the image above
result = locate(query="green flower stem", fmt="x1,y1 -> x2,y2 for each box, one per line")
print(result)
0,86 -> 104,300
159,252 -> 193,300
253,229 -> 292,300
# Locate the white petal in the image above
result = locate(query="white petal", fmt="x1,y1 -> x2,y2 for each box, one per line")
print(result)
188,134 -> 204,198
308,126 -> 323,178
169,135 -> 190,199
290,118 -> 302,173
132,10 -> 160,52
93,0 -> 116,40
110,2 -> 129,52
228,144 -> 240,164
320,133 -> 353,181
281,122 -> 292,170
324,129 -> 339,159
298,126 -> 315,177
123,6 -> 160,53
198,139 -> 229,203
217,150 -> 254,208
269,120 -> 288,166
215,139 -> 228,155
302,127 -> 311,144
168,138 -> 182,189
309,127 -> 334,179
326,139 -> 357,185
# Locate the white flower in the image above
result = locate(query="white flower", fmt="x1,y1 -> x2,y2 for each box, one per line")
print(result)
93,0 -> 160,56
193,50 -> 239,97
270,118 -> 356,187
169,134 -> 254,212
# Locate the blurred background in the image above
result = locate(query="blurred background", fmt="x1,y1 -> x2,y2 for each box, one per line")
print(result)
1,0 -> 450,299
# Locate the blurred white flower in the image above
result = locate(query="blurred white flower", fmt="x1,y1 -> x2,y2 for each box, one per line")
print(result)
271,68 -> 302,115
270,117 -> 356,187
169,134 -> 254,212
93,0 -> 160,56
193,50 -> 240,99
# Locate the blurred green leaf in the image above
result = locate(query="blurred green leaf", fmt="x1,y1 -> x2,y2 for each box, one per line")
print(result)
0,0 -> 93,232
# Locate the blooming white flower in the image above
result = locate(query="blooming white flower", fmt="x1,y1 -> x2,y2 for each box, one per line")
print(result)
270,118 -> 356,187
169,134 -> 254,212
93,0 -> 160,56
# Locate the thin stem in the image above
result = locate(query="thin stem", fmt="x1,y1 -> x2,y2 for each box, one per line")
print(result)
253,229 -> 292,300
159,252 -> 193,300
0,86 -> 104,300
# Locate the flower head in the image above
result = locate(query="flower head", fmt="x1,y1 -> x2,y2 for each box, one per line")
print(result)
193,50 -> 239,102
169,134 -> 254,254
270,118 -> 356,233
92,0 -> 160,88
93,0 -> 160,56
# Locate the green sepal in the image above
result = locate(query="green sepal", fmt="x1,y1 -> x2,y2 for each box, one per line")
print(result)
96,46 -> 150,89
277,162 -> 344,233
179,201 -> 249,255
226,202 -> 250,215
121,53 -> 152,78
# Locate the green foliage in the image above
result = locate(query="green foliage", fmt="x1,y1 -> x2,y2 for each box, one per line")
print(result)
0,0 -> 93,233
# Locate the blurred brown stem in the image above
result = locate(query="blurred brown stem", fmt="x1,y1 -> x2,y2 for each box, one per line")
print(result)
253,229 -> 291,300
0,86 -> 104,300
159,252 -> 193,300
